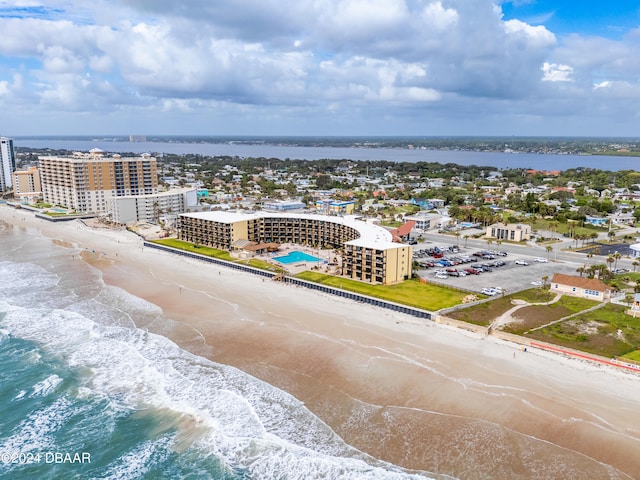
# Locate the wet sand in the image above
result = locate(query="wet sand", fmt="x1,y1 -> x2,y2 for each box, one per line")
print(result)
3,207 -> 640,480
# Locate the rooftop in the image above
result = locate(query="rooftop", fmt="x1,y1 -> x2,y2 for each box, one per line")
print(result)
180,210 -> 404,250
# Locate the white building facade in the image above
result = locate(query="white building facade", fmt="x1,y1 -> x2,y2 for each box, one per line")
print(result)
111,188 -> 198,225
0,137 -> 16,192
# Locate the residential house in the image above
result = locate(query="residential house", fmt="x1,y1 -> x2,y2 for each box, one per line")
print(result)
549,273 -> 611,302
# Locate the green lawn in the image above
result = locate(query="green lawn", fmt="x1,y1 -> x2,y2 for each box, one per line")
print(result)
296,272 -> 467,311
153,238 -> 235,260
151,239 -> 286,273
621,349 -> 640,362
531,219 -> 603,239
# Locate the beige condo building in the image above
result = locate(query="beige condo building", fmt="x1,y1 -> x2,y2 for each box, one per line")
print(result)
179,211 -> 412,285
13,166 -> 42,202
39,150 -> 158,213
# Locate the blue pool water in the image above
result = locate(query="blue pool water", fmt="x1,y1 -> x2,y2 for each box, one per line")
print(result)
273,251 -> 321,264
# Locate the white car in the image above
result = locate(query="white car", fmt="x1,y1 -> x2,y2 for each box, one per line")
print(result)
515,260 -> 529,266
435,273 -> 448,279
533,257 -> 548,263
531,280 -> 543,286
481,288 -> 497,296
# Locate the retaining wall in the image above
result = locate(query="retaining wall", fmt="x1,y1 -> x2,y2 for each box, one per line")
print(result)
144,241 -> 432,321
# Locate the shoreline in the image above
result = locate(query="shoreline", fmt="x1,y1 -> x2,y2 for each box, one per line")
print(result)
2,206 -> 640,479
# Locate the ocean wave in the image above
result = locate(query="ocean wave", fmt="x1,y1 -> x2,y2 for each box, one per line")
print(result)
0,259 -> 441,479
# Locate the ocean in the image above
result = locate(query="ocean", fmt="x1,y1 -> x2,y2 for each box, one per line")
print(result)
0,223 -> 442,479
14,138 -> 640,171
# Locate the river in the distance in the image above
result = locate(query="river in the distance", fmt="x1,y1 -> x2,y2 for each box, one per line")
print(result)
15,139 -> 640,171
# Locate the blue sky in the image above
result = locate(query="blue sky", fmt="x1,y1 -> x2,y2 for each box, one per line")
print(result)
1,0 -> 640,137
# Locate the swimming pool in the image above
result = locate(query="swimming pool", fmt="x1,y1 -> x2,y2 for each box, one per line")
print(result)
273,251 -> 321,264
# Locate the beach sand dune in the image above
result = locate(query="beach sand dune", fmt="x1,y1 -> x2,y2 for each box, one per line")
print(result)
2,207 -> 640,480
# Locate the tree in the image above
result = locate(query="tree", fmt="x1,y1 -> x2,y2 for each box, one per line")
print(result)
546,245 -> 553,260
633,260 -> 639,273
576,265 -> 586,277
613,252 -> 622,272
607,255 -> 615,272
541,275 -> 549,288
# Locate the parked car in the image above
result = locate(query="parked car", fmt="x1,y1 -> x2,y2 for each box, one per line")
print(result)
435,273 -> 448,279
515,260 -> 529,266
531,280 -> 543,286
481,288 -> 498,296
533,257 -> 548,263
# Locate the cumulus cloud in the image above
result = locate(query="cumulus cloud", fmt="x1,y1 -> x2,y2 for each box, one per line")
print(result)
541,62 -> 573,82
0,0 -> 639,135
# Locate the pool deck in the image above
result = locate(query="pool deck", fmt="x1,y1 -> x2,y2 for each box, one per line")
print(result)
259,244 -> 338,275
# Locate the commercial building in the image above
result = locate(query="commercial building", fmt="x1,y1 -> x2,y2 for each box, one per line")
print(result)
315,199 -> 356,215
179,211 -> 412,285
486,223 -> 531,242
39,150 -> 158,213
263,199 -> 306,211
13,166 -> 42,203
0,137 -> 16,192
111,188 -> 198,225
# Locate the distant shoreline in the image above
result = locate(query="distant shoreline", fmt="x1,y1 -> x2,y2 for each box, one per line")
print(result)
13,138 -> 640,171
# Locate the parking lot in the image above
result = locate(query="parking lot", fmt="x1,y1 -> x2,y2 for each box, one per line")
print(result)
414,244 -> 583,295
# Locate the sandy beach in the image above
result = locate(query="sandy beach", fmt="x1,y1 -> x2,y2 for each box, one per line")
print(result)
2,206 -> 640,480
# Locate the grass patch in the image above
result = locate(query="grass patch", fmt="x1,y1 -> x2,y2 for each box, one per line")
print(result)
153,238 -> 235,260
151,239 -> 287,273
295,272 -> 467,311
447,288 -> 555,326
505,296 -> 600,334
529,303 -> 640,357
621,349 -> 640,362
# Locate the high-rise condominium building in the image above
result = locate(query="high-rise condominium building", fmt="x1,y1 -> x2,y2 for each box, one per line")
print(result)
39,149 -> 158,213
0,137 -> 16,192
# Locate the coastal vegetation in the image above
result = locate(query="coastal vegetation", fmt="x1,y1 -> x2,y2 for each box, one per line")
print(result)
528,303 -> 640,358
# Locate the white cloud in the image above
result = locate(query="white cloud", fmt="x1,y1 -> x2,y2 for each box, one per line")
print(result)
541,62 -> 573,82
0,0 -> 639,135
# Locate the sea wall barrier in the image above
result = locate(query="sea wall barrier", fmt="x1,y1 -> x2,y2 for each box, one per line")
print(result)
144,242 -> 432,321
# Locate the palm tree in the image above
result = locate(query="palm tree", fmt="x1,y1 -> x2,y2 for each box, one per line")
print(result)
454,231 -> 460,247
576,265 -> 586,277
546,245 -> 553,260
541,275 -> 549,288
607,255 -> 615,272
613,252 -> 622,272
464,235 -> 469,248
633,260 -> 639,273
590,232 -> 598,244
